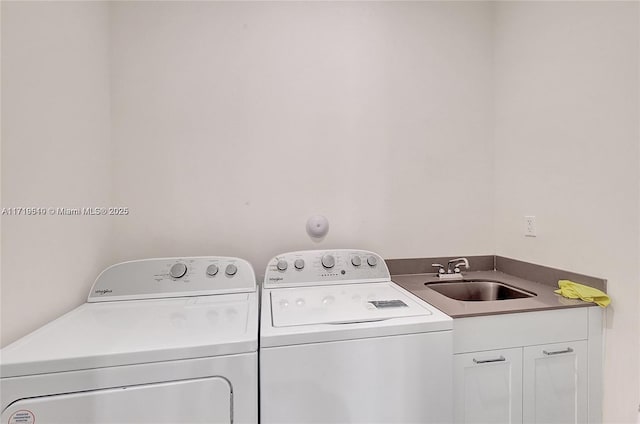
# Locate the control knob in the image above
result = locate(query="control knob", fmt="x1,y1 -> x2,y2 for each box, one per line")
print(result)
321,254 -> 335,269
277,260 -> 288,271
294,259 -> 305,270
170,263 -> 188,279
351,256 -> 362,267
225,264 -> 238,276
206,264 -> 219,276
367,256 -> 378,267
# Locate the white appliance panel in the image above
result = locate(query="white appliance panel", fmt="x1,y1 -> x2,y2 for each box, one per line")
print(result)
2,377 -> 231,424
261,284 -> 452,347
260,331 -> 453,423
1,292 -> 258,377
1,354 -> 258,424
89,256 -> 256,302
263,250 -> 389,288
270,282 -> 432,327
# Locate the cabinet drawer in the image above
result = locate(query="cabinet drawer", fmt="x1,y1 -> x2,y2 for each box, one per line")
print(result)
454,308 -> 588,354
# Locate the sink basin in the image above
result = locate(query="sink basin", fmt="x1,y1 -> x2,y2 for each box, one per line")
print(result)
425,279 -> 536,301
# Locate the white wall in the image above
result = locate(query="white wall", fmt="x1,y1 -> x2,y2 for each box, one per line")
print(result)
109,1 -> 495,276
493,2 -> 639,422
1,1 -> 112,346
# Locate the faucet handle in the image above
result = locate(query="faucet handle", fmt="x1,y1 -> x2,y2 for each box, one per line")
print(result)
431,263 -> 446,274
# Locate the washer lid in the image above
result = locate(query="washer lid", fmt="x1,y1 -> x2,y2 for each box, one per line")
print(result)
0,292 -> 258,378
270,283 -> 431,327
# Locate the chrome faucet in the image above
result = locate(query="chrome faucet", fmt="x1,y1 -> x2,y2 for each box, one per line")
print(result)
431,257 -> 470,279
447,257 -> 469,274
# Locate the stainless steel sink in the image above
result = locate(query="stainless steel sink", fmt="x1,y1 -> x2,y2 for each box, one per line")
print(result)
425,279 -> 536,301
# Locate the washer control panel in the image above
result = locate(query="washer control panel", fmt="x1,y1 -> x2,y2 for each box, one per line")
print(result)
263,249 -> 390,288
88,256 -> 256,302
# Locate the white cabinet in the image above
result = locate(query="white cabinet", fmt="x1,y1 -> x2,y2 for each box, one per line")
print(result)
523,341 -> 588,424
454,348 -> 522,424
453,308 -> 602,424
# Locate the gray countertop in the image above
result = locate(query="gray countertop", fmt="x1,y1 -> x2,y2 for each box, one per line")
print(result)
393,270 -> 598,318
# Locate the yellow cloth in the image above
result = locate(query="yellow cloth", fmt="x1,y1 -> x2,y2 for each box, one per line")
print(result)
554,280 -> 610,307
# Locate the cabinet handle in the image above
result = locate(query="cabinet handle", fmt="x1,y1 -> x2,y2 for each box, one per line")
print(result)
543,347 -> 574,356
473,355 -> 506,364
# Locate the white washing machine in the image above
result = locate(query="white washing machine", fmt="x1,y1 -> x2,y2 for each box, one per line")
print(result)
1,256 -> 258,424
260,249 -> 453,424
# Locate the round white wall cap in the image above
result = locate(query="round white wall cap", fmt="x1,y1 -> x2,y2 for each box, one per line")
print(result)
306,215 -> 329,239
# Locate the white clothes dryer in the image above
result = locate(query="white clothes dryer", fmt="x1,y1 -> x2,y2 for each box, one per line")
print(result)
260,249 -> 453,424
1,256 -> 258,424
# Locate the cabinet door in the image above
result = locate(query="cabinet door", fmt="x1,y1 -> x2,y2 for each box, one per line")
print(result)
454,348 -> 523,424
523,340 -> 588,424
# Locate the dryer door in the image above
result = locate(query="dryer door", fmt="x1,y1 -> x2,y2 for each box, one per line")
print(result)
2,376 -> 231,424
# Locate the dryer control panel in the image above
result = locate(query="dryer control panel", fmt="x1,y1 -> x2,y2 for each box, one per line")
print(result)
263,249 -> 390,288
88,256 -> 256,302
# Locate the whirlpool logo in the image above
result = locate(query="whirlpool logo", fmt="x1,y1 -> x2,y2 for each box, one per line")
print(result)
269,277 -> 283,282
94,288 -> 113,295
